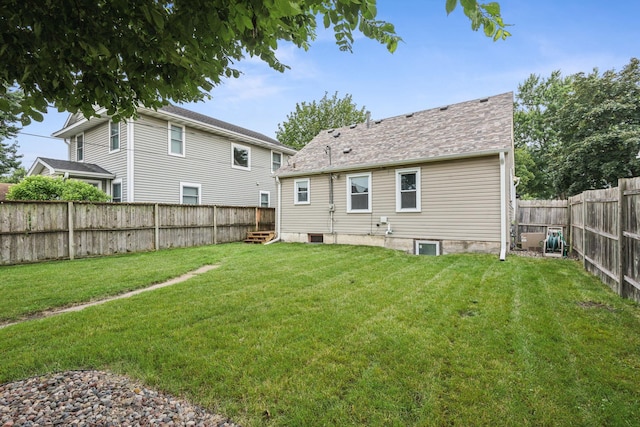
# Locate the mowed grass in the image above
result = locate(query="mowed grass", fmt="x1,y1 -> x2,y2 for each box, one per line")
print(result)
1,243 -> 639,426
0,245 -> 236,322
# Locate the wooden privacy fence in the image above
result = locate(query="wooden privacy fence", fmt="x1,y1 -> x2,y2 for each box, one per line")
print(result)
516,177 -> 640,303
0,201 -> 275,265
515,199 -> 569,246
569,178 -> 640,303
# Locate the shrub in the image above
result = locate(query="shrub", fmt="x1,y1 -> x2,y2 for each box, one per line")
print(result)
6,176 -> 110,202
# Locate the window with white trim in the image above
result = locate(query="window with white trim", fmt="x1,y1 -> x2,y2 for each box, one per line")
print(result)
109,121 -> 120,152
168,123 -> 185,156
111,180 -> 122,203
260,191 -> 270,207
347,172 -> 371,213
271,151 -> 282,173
232,143 -> 250,170
76,133 -> 84,161
396,168 -> 421,212
180,183 -> 201,205
294,178 -> 310,204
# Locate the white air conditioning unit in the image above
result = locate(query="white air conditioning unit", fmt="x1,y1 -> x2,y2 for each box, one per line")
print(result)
415,240 -> 440,256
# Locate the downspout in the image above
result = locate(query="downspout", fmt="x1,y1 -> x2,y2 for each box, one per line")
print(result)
265,176 -> 282,245
499,152 -> 507,261
126,119 -> 135,202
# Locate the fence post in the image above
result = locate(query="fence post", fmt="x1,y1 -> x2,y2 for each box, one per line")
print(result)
618,179 -> 626,297
582,192 -> 587,268
255,207 -> 259,231
67,201 -> 75,260
213,205 -> 218,245
154,203 -> 160,251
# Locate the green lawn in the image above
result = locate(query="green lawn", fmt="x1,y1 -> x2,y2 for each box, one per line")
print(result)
1,243 -> 639,426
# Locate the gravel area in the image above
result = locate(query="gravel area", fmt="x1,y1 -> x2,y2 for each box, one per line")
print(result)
0,370 -> 240,427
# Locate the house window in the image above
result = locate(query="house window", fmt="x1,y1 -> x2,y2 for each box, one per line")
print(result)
169,123 -> 185,156
109,121 -> 120,152
271,151 -> 282,173
181,183 -> 201,205
294,178 -> 310,204
111,181 -> 122,203
232,143 -> 250,170
260,191 -> 270,207
76,134 -> 84,161
347,173 -> 371,213
396,168 -> 421,212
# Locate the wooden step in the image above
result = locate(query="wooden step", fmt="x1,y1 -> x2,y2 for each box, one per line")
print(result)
244,231 -> 276,244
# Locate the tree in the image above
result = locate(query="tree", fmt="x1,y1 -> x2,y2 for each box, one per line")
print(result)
276,92 -> 368,149
513,71 -> 572,198
514,58 -> 640,198
0,1 -> 509,123
0,85 -> 24,182
6,176 -> 111,202
553,59 -> 640,197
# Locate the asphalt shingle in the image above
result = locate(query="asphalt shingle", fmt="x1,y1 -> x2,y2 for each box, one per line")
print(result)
277,92 -> 513,176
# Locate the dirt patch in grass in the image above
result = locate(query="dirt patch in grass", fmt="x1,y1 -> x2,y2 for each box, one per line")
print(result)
577,300 -> 617,311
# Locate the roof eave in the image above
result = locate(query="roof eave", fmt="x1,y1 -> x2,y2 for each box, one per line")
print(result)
277,148 -> 511,178
144,108 -> 297,155
51,108 -> 109,138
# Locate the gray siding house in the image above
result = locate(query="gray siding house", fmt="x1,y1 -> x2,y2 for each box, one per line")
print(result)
28,105 -> 296,206
275,92 -> 515,258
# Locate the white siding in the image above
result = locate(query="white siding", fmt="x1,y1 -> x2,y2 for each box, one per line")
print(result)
132,114 -> 278,205
281,155 -> 502,242
68,121 -> 128,200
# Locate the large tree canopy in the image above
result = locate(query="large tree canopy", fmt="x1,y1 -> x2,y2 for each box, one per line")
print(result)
0,1 -> 509,123
0,86 -> 24,183
277,92 -> 367,149
515,58 -> 640,199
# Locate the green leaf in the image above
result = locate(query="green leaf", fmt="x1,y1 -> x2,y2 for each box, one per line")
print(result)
445,0 -> 458,15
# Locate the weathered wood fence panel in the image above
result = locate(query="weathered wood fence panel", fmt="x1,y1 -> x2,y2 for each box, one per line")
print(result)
0,201 -> 275,265
527,178 -> 640,303
516,199 -> 569,245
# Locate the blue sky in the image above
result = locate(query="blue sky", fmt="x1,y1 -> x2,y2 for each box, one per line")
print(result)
10,0 -> 640,169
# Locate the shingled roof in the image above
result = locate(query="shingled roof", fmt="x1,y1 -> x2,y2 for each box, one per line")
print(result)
159,104 -> 284,147
28,158 -> 115,179
277,92 -> 513,177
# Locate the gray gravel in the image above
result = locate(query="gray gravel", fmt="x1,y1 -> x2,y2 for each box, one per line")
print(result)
0,370 -> 240,426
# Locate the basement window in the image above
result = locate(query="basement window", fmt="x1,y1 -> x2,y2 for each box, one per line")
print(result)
308,234 -> 324,243
415,240 -> 440,256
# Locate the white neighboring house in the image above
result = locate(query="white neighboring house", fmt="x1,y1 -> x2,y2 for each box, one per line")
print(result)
28,105 -> 296,206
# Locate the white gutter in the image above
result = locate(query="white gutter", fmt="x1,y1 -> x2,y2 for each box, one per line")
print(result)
499,152 -> 507,261
265,176 -> 282,245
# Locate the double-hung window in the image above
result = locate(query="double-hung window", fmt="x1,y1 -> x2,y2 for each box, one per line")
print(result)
232,143 -> 251,170
181,183 -> 201,205
168,123 -> 185,156
271,151 -> 282,173
347,173 -> 372,213
294,178 -> 310,204
111,180 -> 122,203
109,121 -> 120,152
396,168 -> 421,212
76,134 -> 84,161
260,191 -> 270,207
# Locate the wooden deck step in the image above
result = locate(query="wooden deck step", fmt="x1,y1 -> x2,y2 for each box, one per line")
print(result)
244,231 -> 276,244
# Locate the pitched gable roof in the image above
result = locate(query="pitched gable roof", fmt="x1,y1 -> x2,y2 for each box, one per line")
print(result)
52,104 -> 296,154
28,157 -> 115,179
277,92 -> 513,177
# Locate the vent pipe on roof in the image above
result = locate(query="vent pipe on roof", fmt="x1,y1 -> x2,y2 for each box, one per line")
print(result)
479,98 -> 489,103
366,111 -> 371,129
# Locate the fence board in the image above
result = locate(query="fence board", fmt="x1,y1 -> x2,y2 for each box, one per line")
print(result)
0,201 -> 275,265
520,179 -> 640,303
